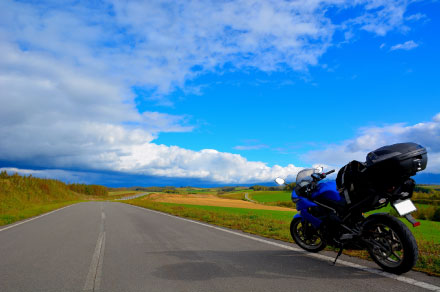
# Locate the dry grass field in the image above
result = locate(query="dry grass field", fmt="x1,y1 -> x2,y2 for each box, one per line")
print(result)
143,193 -> 295,211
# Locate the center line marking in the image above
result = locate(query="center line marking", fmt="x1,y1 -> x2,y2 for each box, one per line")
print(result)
83,232 -> 105,292
84,204 -> 106,291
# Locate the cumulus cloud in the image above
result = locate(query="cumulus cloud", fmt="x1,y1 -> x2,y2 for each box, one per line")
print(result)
115,144 -> 302,183
1,0 -> 417,94
390,40 -> 419,51
0,0 -> 426,184
303,113 -> 440,173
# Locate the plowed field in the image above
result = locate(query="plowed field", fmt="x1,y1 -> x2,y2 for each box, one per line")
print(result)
144,193 -> 295,211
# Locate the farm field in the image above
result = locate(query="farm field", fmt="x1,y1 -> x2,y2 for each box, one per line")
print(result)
142,193 -> 294,211
109,190 -> 145,196
249,191 -> 291,203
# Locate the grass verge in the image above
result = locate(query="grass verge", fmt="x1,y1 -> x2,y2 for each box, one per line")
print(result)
124,198 -> 440,276
250,191 -> 292,203
0,171 -> 108,226
0,201 -> 81,226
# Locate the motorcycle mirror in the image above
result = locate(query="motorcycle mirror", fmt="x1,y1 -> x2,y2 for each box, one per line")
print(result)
315,166 -> 324,173
275,177 -> 285,185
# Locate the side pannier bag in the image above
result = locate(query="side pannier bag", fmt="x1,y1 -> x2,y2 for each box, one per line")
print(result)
336,160 -> 367,205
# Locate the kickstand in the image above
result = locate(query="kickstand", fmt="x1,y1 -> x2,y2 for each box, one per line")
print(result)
332,246 -> 344,266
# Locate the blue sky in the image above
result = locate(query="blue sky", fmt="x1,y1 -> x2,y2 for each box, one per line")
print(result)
0,0 -> 439,186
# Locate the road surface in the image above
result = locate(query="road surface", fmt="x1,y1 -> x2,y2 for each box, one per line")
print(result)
115,192 -> 150,200
0,202 -> 439,292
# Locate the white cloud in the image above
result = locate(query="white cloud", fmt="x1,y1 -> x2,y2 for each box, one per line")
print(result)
0,43 -> 303,183
1,0 -> 415,95
303,113 -> 440,174
405,13 -> 427,22
141,112 -> 193,133
114,144 -> 302,183
352,1 -> 409,36
0,0 -> 424,184
234,145 -> 269,151
390,40 -> 419,51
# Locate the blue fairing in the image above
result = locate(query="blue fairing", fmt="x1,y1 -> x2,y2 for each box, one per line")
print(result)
311,181 -> 341,202
291,181 -> 340,228
291,189 -> 322,227
296,197 -> 318,210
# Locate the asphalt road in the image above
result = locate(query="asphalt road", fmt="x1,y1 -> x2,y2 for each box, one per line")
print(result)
1,202 -> 439,292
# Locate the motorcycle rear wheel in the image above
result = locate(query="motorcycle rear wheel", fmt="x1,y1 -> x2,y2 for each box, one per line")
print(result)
290,218 -> 326,252
363,214 -> 418,274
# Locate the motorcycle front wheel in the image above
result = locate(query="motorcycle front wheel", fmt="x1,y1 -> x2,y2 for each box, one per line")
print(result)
290,218 -> 326,252
363,214 -> 418,274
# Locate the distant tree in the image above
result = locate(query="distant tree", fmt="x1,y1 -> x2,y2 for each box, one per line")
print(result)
221,187 -> 235,192
432,208 -> 440,222
285,183 -> 296,191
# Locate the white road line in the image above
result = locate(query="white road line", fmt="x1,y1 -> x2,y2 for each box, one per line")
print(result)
0,204 -> 75,233
84,203 -> 106,292
127,204 -> 440,292
83,231 -> 106,291
94,231 -> 106,291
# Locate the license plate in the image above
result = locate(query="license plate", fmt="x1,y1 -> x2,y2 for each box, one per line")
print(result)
393,199 -> 417,216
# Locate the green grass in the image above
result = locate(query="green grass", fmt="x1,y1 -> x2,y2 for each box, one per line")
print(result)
0,201 -> 81,226
248,191 -> 295,208
109,190 -> 144,196
178,188 -> 213,194
418,185 -> 440,190
368,204 -> 440,242
160,203 -> 295,220
250,191 -> 291,203
125,198 -> 440,276
218,192 -> 247,200
0,171 -> 107,226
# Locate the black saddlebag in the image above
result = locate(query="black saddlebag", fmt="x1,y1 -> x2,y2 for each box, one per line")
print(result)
336,160 -> 368,205
365,142 -> 427,187
336,143 -> 427,208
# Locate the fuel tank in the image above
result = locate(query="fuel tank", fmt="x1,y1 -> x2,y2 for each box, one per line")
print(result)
311,181 -> 342,202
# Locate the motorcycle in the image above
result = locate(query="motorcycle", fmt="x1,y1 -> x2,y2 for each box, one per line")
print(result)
275,142 -> 428,274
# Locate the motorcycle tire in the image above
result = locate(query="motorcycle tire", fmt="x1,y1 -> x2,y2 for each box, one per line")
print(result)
290,217 -> 326,252
362,213 -> 418,274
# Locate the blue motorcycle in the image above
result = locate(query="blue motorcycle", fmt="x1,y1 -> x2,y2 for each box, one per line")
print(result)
275,142 -> 427,274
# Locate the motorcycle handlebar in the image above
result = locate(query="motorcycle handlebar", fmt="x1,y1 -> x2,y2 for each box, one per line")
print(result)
325,169 -> 335,175
311,169 -> 336,181
319,169 -> 335,179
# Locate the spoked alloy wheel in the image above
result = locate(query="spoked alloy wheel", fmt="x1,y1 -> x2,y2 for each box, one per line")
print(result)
369,224 -> 404,267
363,214 -> 418,274
290,218 -> 326,252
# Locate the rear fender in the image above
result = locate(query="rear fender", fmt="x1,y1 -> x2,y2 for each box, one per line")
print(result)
361,213 -> 389,227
